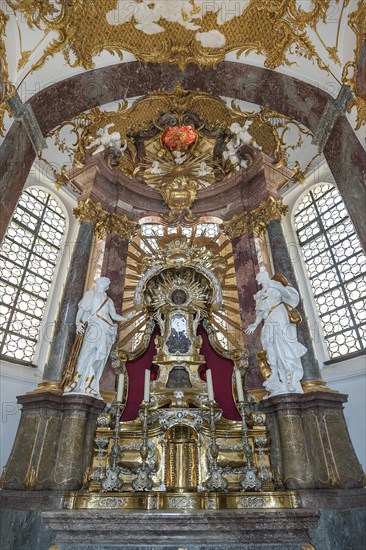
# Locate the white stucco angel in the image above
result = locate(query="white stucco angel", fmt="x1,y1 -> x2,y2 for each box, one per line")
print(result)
223,141 -> 248,171
245,269 -> 306,397
148,160 -> 163,174
198,161 -> 213,177
86,123 -> 127,156
174,151 -> 187,165
230,121 -> 262,151
64,277 -> 132,399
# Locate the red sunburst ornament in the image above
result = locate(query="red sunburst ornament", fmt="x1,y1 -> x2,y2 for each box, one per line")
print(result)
162,125 -> 197,151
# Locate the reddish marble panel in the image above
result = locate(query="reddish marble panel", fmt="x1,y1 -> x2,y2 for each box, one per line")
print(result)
0,121 -> 35,241
99,234 -> 129,393
231,233 -> 262,390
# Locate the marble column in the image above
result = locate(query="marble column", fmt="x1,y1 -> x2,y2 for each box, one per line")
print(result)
231,232 -> 263,390
99,234 -> 130,393
41,221 -> 94,386
267,219 -> 322,382
0,120 -> 35,242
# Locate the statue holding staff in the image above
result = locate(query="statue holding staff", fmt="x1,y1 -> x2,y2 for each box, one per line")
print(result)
245,268 -> 306,397
63,277 -> 131,400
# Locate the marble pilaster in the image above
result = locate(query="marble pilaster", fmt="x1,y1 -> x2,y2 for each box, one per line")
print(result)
99,234 -> 130,393
324,115 -> 366,252
41,221 -> 94,385
231,233 -> 263,390
266,219 -> 322,382
0,120 -> 35,242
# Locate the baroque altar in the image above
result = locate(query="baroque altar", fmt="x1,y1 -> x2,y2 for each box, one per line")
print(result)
65,229 -> 298,511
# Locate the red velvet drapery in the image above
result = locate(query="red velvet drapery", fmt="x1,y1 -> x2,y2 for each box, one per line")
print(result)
121,323 -> 240,421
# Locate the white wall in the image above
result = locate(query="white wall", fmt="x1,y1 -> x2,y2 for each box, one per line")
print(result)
323,356 -> 366,471
0,363 -> 41,469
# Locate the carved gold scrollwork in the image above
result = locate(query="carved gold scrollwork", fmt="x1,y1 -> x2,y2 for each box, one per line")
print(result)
342,1 -> 366,129
223,197 -> 289,239
5,0 -> 342,73
73,198 -> 137,240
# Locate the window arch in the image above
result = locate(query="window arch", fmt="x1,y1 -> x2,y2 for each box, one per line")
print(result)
0,187 -> 66,364
294,183 -> 366,359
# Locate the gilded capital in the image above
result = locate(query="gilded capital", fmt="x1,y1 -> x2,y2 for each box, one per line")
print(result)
73,198 -> 137,240
223,197 -> 289,239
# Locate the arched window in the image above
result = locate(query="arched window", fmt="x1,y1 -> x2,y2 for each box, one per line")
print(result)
294,183 -> 366,359
0,187 -> 66,364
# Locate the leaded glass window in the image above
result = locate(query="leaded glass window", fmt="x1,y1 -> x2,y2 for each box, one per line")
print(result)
295,183 -> 366,359
0,187 -> 66,364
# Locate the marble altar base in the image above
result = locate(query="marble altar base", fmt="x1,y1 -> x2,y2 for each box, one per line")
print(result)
1,393 -> 104,491
42,508 -> 319,547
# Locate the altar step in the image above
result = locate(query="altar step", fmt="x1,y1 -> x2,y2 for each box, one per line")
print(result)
42,508 -> 319,548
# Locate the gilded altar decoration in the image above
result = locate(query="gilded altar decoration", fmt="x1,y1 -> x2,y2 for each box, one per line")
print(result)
73,198 -> 137,240
162,125 -> 197,151
62,222 -> 299,510
223,197 -> 289,239
44,87 -> 318,199
342,1 -> 366,129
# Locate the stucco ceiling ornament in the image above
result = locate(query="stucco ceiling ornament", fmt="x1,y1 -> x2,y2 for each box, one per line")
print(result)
3,0 -> 344,73
0,10 -> 11,134
43,87 -> 319,194
1,1 -> 364,137
342,1 -> 366,129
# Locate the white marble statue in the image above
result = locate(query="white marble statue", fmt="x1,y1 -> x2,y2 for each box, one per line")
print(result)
223,141 -> 248,171
230,121 -> 262,151
64,277 -> 131,399
245,268 -> 306,397
86,123 -> 127,156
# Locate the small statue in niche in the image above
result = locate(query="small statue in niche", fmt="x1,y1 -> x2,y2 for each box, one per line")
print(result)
63,277 -> 131,400
245,268 -> 306,397
86,123 -> 127,156
230,121 -> 262,150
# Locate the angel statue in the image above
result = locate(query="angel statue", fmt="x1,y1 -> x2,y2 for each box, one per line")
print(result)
230,121 -> 262,151
245,268 -> 306,397
86,123 -> 127,156
63,277 -> 132,400
223,141 -> 248,171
